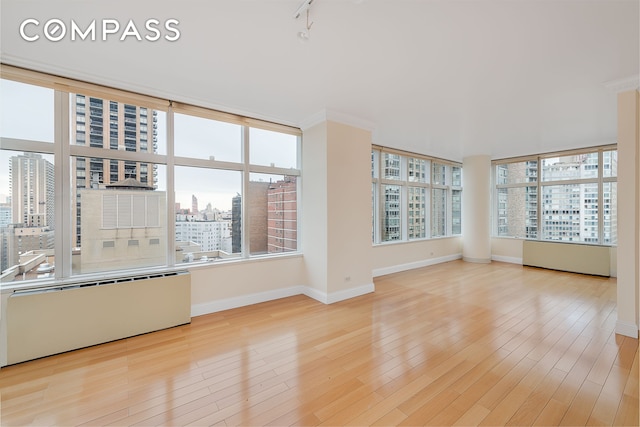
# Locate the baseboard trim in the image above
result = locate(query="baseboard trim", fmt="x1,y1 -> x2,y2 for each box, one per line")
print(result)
304,283 -> 375,304
615,320 -> 639,338
372,254 -> 462,277
192,283 -> 376,317
191,285 -> 304,317
491,255 -> 523,265
462,256 -> 492,264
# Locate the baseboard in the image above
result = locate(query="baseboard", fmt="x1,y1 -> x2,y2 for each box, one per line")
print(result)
463,256 -> 492,264
615,320 -> 639,338
191,285 -> 304,317
304,283 -> 375,304
191,282 -> 375,317
372,253 -> 462,277
491,255 -> 523,265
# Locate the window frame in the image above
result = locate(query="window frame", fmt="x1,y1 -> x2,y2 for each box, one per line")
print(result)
492,145 -> 617,246
0,65 -> 302,290
372,146 -> 462,245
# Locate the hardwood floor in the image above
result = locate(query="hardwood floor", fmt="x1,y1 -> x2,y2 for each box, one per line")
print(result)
1,261 -> 637,426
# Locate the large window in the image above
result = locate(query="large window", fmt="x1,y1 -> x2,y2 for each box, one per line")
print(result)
0,69 -> 301,286
372,148 -> 462,244
494,147 -> 617,245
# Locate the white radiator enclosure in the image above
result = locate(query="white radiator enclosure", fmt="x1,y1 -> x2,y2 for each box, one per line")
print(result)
522,240 -> 611,276
4,271 -> 191,366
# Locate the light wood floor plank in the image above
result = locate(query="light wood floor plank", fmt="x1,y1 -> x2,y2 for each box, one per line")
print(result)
1,260 -> 637,426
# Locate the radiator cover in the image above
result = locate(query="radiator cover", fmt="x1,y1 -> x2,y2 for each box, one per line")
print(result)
6,271 -> 191,365
522,240 -> 610,276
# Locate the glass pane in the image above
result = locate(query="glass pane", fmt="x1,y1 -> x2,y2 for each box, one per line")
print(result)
248,173 -> 298,255
371,182 -> 376,242
603,150 -> 617,178
603,182 -> 617,245
381,184 -> 401,241
371,150 -> 379,179
452,189 -> 462,235
175,166 -> 241,263
495,161 -> 537,185
383,153 -> 401,180
174,113 -> 241,162
408,158 -> 429,183
452,166 -> 462,187
431,188 -> 447,237
496,186 -> 538,238
0,79 -> 54,143
71,93 -> 166,155
541,183 -> 598,243
542,153 -> 598,181
249,128 -> 297,169
72,156 -> 167,274
0,151 -> 55,282
432,163 -> 449,185
408,187 -> 426,239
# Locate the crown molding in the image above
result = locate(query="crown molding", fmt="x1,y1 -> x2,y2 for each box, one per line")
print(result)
299,109 -> 376,132
603,75 -> 640,93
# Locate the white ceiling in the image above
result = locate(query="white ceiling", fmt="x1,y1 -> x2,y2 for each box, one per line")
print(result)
1,0 -> 638,161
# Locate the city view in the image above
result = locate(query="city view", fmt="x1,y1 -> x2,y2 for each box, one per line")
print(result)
496,151 -> 617,244
0,80 -> 298,283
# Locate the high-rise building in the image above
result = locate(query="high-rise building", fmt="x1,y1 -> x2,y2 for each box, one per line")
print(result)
247,181 -> 270,254
267,176 -> 297,253
407,187 -> 426,239
1,153 -> 55,273
231,193 -> 242,253
191,194 -> 199,216
382,185 -> 401,241
0,200 -> 11,228
540,155 -> 604,243
71,95 -> 158,247
231,177 -> 298,255
10,153 -> 54,229
496,161 -> 538,238
175,221 -> 231,254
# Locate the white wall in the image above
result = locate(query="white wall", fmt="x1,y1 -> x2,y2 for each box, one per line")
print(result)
301,119 -> 374,303
491,237 -> 523,264
189,256 -> 306,316
300,122 -> 329,295
616,89 -> 639,338
372,237 -> 462,277
325,121 -> 373,295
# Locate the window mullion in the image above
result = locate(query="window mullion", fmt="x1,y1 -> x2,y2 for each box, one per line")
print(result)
537,157 -> 541,240
597,149 -> 604,244
54,90 -> 71,280
242,126 -> 250,258
165,104 -> 176,267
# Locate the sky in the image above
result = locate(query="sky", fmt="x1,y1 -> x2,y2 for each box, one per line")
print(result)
0,78 -> 298,212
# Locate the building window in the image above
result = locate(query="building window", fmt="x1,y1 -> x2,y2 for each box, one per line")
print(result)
372,148 -> 462,244
0,72 -> 301,285
493,148 -> 617,245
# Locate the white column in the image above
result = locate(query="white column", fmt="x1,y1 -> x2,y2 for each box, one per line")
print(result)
301,114 -> 374,303
616,90 -> 639,338
462,155 -> 491,263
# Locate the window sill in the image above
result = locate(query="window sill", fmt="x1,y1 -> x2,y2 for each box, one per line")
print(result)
1,252 -> 303,295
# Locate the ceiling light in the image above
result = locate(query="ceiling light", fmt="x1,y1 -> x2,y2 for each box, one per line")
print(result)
297,29 -> 310,41
295,0 -> 315,41
294,0 -> 314,19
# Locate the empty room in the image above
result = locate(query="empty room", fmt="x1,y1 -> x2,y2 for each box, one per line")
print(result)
0,0 -> 638,426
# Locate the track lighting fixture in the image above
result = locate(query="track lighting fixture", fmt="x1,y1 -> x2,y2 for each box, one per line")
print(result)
294,0 -> 315,41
